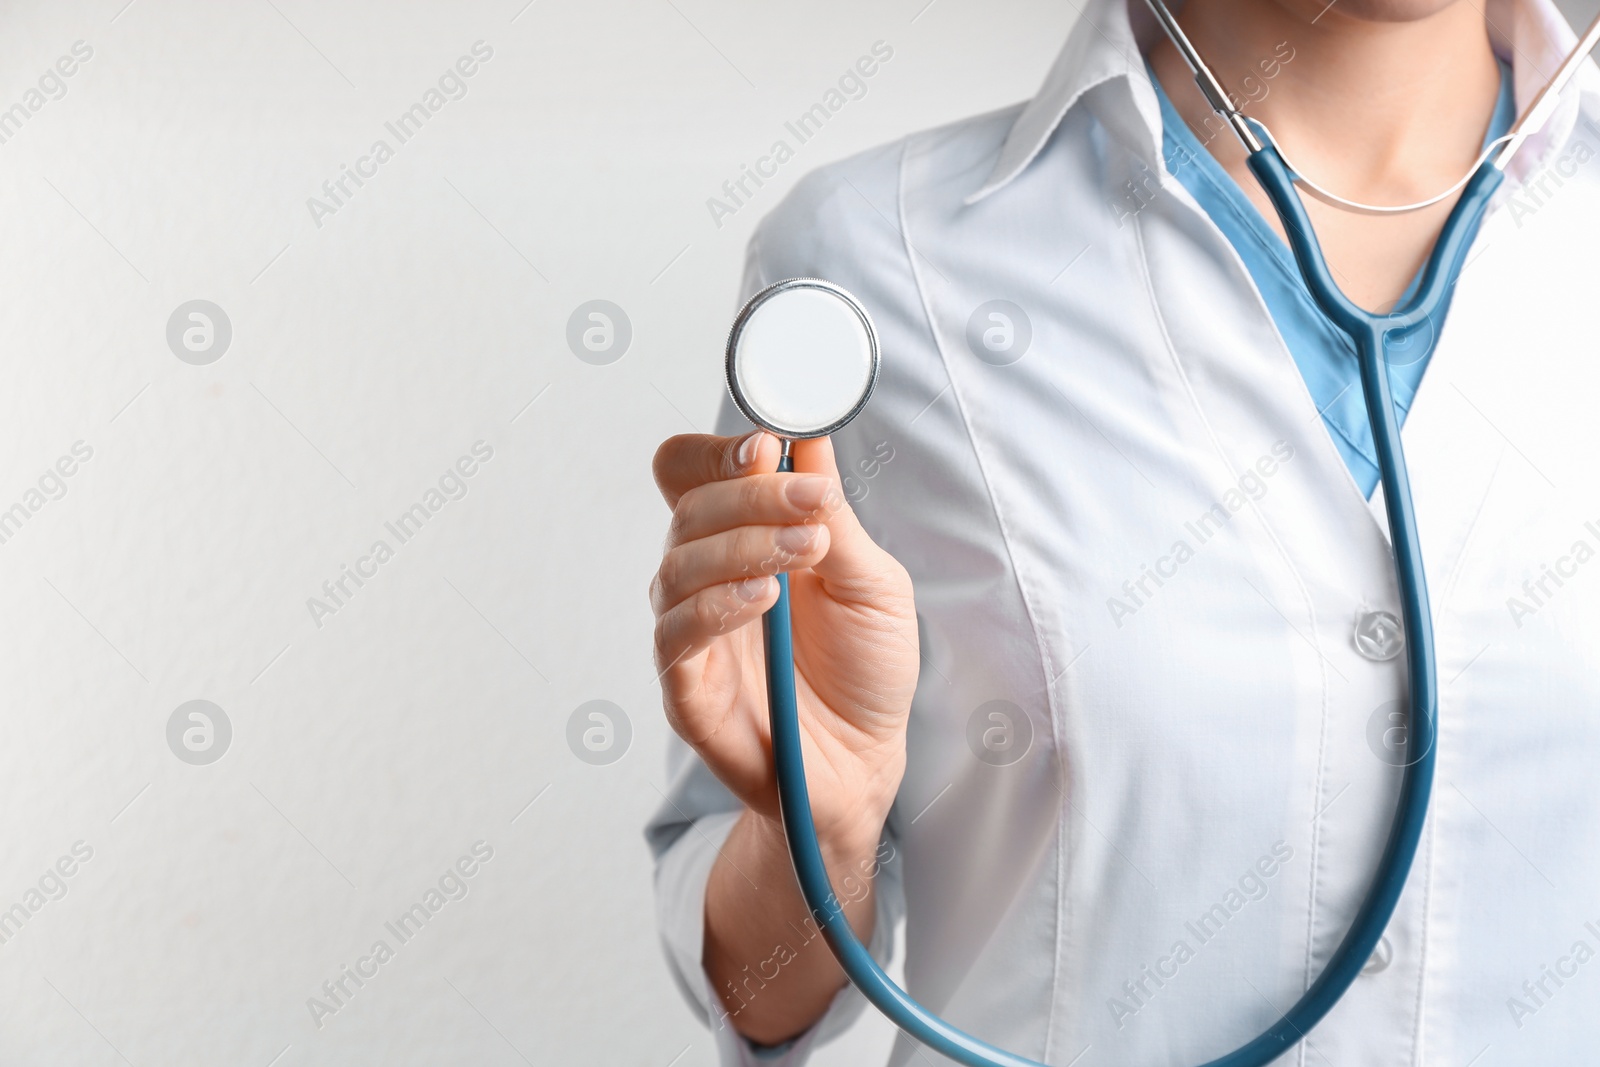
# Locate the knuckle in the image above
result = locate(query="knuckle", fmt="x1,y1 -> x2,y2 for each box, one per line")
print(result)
653,607 -> 677,650
651,611 -> 669,651
869,556 -> 915,606
737,475 -> 764,516
656,548 -> 685,603
737,526 -> 778,576
665,509 -> 687,548
717,435 -> 742,478
691,587 -> 723,634
667,485 -> 704,543
653,612 -> 681,663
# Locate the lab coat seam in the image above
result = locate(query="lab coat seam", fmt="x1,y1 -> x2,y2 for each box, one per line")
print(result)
1048,758 -> 1075,1063
896,132 -> 1063,753
1405,459 -> 1505,1067
1408,817 -> 1438,1066
1149,168 -> 1381,524
1438,446 -> 1508,610
1130,201 -> 1337,1017
1406,236 -> 1511,611
896,130 -> 1070,1058
1158,147 -> 1408,483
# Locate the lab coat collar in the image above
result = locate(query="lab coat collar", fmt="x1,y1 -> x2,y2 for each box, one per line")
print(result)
964,0 -> 1166,204
966,0 -> 1599,205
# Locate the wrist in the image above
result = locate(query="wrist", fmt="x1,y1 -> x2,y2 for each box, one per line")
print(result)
747,794 -> 891,877
829,750 -> 904,857
820,800 -> 895,867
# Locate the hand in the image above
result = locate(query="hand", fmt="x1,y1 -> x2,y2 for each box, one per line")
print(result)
650,430 -> 917,854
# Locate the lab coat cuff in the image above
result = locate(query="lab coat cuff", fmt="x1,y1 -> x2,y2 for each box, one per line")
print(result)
656,809 -> 742,1027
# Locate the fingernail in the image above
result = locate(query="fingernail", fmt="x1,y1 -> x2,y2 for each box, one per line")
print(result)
784,476 -> 830,512
735,432 -> 763,470
777,525 -> 819,553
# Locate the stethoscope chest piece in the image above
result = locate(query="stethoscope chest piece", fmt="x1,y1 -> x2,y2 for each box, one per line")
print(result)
725,278 -> 880,442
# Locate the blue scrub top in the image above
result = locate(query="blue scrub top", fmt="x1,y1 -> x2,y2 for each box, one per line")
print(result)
1149,63 -> 1515,498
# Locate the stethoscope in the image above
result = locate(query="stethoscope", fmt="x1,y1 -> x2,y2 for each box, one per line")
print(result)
721,5 -> 1600,1065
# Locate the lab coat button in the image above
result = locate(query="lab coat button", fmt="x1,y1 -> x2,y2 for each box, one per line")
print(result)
1354,610 -> 1404,661
1361,935 -> 1393,975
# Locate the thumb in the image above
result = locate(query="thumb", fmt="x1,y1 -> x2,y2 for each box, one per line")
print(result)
788,437 -> 896,596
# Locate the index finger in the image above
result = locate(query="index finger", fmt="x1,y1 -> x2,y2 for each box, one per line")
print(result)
652,430 -> 781,507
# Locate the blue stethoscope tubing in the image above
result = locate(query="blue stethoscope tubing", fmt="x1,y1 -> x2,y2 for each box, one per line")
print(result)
758,141 -> 1504,1066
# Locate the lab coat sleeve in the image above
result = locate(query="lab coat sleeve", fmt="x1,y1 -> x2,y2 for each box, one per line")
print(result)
645,202 -> 908,1065
644,732 -> 905,1067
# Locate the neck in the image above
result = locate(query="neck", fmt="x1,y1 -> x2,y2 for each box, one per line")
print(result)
1151,0 -> 1500,202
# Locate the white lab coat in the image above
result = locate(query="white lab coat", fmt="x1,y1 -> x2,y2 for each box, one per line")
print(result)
647,0 -> 1600,1062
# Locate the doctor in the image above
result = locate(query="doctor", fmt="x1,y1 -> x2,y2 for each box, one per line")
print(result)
647,0 -> 1600,1062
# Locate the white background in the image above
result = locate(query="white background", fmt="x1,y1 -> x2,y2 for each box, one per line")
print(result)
2,0 -> 1595,1064
0,1 -> 1075,1064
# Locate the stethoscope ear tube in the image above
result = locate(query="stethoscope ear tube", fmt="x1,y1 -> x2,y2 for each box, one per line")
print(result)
759,157 -> 1503,1066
